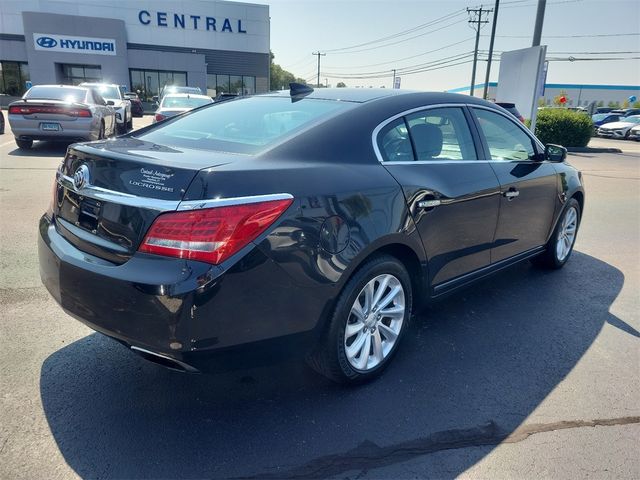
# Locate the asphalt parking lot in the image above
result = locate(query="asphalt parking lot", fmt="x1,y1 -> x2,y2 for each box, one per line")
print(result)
0,119 -> 638,479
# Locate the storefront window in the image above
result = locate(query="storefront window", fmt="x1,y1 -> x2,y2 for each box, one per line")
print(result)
242,76 -> 256,95
0,61 -> 30,96
216,74 -> 230,94
206,74 -> 217,97
230,75 -> 243,94
59,64 -> 102,85
210,74 -> 256,96
129,69 -> 188,102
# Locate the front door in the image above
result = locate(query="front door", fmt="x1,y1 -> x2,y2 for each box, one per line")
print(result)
378,106 -> 501,290
470,107 -> 558,262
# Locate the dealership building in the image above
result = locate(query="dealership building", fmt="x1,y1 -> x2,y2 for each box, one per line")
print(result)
0,0 -> 270,103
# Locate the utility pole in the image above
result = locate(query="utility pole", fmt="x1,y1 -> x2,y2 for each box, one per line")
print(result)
392,69 -> 396,88
532,0 -> 547,46
483,0 -> 500,99
467,5 -> 492,97
312,52 -> 326,88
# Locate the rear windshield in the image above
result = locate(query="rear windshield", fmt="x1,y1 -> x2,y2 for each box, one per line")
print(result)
25,86 -> 87,103
161,96 -> 212,109
135,96 -> 353,154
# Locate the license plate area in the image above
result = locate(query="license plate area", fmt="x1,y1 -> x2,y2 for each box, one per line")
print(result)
41,122 -> 60,131
78,197 -> 102,231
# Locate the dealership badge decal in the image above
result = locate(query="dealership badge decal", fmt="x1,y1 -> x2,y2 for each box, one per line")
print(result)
73,165 -> 90,190
36,36 -> 58,48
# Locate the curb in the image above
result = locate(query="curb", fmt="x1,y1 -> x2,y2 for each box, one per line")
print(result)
567,147 -> 623,153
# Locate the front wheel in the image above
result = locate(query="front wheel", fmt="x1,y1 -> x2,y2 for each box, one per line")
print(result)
532,198 -> 581,269
307,254 -> 412,384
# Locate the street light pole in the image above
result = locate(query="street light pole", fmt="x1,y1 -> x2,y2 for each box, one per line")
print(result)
532,0 -> 547,46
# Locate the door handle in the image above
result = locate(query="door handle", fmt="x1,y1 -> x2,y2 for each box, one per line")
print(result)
417,199 -> 441,209
503,188 -> 519,200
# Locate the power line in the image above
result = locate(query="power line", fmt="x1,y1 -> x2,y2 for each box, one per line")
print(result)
322,8 -> 466,53
483,32 -> 640,38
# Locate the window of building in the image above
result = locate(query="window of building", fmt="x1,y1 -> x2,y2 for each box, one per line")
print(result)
207,74 -> 257,97
59,64 -> 102,85
0,61 -> 30,96
129,69 -> 188,102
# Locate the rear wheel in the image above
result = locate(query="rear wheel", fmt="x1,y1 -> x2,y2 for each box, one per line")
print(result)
16,138 -> 32,150
127,114 -> 133,130
532,198 -> 580,269
98,122 -> 105,140
307,254 -> 412,384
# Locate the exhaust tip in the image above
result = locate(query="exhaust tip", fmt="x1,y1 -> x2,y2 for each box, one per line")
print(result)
131,346 -> 199,373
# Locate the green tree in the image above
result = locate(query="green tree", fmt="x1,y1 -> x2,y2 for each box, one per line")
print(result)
633,101 -> 640,108
596,100 -> 604,108
608,101 -> 620,108
336,82 -> 347,88
269,51 -> 306,91
622,99 -> 630,108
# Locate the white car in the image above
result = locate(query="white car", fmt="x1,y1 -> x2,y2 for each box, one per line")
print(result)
628,124 -> 640,141
153,93 -> 213,123
80,83 -> 132,134
597,115 -> 640,139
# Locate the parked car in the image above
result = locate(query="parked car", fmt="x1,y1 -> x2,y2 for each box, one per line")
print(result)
611,108 -> 640,117
595,107 -> 614,114
153,93 -> 213,122
39,87 -> 584,383
597,115 -> 640,139
591,113 -> 622,133
0,108 -> 4,134
154,85 -> 203,103
8,85 -> 116,149
80,83 -> 132,134
214,92 -> 240,103
124,92 -> 144,117
495,102 -> 524,123
628,124 -> 640,141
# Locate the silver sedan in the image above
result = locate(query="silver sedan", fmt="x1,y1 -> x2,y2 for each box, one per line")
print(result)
8,85 -> 116,150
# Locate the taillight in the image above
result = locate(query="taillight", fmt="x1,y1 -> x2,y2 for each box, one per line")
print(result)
138,198 -> 293,264
155,113 -> 165,122
9,105 -> 91,117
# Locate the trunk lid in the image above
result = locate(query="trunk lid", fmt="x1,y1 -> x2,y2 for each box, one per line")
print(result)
9,99 -> 90,122
54,137 -> 239,264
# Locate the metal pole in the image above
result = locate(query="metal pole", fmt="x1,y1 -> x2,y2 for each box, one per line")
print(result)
532,0 -> 546,46
392,69 -> 396,88
483,0 -> 500,99
312,52 -> 326,88
468,6 -> 491,97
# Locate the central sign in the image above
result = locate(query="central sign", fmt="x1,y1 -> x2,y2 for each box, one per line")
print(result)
33,33 -> 116,55
137,10 -> 247,33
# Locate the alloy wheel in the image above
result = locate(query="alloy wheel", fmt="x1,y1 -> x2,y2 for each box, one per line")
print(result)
556,206 -> 578,261
344,274 -> 405,371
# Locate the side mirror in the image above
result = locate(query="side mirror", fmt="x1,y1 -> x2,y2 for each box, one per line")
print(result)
545,144 -> 567,162
106,100 -> 115,106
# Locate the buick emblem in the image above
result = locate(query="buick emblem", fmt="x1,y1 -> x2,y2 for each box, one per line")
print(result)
36,36 -> 58,48
73,165 -> 90,190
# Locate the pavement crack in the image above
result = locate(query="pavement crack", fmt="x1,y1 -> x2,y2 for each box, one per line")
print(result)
237,416 -> 640,479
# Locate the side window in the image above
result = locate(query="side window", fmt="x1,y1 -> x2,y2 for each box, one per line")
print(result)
473,108 -> 536,161
405,107 -> 477,160
377,117 -> 413,162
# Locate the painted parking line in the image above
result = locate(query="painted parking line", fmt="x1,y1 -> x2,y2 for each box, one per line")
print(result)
1,140 -> 16,148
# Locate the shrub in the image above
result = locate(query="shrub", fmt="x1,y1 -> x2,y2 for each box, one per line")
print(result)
534,108 -> 593,147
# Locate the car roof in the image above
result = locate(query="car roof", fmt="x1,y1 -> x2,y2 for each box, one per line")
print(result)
80,82 -> 120,88
30,84 -> 88,90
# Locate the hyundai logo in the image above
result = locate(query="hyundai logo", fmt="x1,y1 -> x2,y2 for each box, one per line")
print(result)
36,36 -> 58,48
73,165 -> 90,190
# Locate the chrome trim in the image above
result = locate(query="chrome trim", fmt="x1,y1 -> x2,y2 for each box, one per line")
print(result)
57,172 -> 181,211
372,102 -> 546,164
130,346 -> 199,373
57,171 -> 293,213
177,193 -> 294,211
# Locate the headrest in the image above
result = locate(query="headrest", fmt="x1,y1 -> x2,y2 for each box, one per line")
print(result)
410,123 -> 443,159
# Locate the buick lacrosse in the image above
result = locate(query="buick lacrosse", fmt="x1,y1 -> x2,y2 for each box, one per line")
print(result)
39,85 -> 584,383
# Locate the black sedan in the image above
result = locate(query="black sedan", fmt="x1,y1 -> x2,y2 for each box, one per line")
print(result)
38,86 -> 584,383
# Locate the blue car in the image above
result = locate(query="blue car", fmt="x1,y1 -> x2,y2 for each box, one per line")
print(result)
592,113 -> 622,133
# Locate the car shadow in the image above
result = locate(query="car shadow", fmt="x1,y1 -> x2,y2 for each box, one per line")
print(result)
7,141 -> 71,157
39,251 -> 629,479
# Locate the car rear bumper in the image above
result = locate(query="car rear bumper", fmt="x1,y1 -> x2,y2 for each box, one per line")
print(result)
10,116 -> 96,142
38,214 -> 325,372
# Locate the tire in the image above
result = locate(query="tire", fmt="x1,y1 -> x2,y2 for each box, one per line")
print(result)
16,138 -> 33,150
127,115 -> 133,130
532,198 -> 581,269
118,114 -> 127,134
306,254 -> 413,384
98,122 -> 105,140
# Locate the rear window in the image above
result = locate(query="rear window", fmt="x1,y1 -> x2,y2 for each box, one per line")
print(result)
135,96 -> 353,154
25,86 -> 87,103
161,96 -> 212,109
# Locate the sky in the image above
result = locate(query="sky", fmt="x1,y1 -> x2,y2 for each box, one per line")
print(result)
248,0 -> 640,90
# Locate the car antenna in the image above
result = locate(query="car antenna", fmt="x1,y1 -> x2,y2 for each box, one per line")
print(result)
289,83 -> 313,103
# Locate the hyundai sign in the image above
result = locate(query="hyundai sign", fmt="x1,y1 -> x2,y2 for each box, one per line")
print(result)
33,33 -> 116,56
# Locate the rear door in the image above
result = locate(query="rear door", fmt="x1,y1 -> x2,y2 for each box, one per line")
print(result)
470,106 -> 558,262
378,105 -> 501,290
